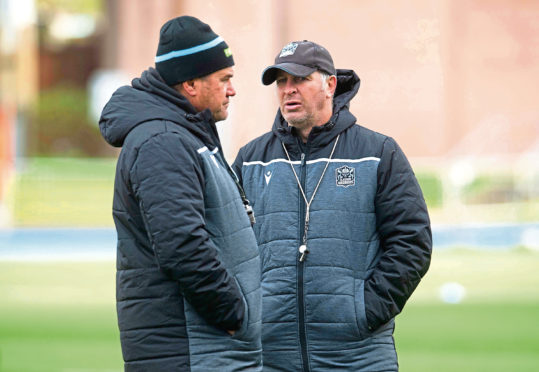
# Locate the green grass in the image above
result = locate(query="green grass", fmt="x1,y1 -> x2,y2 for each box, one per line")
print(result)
396,303 -> 539,372
9,157 -> 116,227
3,157 -> 539,370
0,306 -> 122,372
0,262 -> 122,372
396,249 -> 539,371
1,251 -> 539,371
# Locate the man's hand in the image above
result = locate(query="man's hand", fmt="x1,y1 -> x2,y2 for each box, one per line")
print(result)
227,330 -> 236,336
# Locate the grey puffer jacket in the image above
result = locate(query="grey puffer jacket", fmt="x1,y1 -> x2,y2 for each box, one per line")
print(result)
233,69 -> 431,371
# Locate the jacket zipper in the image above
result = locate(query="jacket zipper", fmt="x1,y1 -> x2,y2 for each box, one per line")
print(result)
298,149 -> 311,372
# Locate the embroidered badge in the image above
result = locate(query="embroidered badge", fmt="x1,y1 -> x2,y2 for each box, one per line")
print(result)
279,42 -> 298,57
336,165 -> 355,187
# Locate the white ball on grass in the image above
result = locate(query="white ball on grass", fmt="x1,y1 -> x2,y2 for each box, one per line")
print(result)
439,282 -> 466,304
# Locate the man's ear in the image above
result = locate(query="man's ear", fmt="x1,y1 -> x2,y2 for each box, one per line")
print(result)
326,75 -> 337,98
178,79 -> 198,97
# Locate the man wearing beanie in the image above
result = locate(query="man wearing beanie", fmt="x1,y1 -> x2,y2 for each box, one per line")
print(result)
233,40 -> 432,371
99,16 -> 262,371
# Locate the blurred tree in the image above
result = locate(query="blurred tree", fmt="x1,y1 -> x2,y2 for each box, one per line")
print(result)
37,0 -> 102,15
27,84 -> 114,156
22,0 -> 113,156
416,172 -> 443,208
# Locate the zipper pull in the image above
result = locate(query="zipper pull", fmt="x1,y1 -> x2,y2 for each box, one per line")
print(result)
300,153 -> 305,166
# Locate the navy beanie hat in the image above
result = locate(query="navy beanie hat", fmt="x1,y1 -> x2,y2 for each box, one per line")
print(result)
155,16 -> 234,86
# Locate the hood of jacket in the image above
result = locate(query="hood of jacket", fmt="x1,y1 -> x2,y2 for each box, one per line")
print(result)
272,69 -> 361,149
99,67 -> 217,148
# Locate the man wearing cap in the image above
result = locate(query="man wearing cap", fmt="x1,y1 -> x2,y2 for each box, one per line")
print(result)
99,16 -> 261,371
233,40 -> 432,371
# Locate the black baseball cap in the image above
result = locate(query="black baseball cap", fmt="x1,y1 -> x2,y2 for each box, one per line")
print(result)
261,40 -> 336,85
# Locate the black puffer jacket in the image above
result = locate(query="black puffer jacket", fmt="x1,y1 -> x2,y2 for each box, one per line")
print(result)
100,68 -> 262,371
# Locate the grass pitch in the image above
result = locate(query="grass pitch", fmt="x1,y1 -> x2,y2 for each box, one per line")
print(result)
1,250 -> 538,371
8,157 -> 116,227
396,302 -> 539,371
2,158 -> 538,370
0,262 -> 121,372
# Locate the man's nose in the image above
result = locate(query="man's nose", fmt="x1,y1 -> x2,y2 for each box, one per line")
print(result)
226,82 -> 236,97
284,79 -> 297,95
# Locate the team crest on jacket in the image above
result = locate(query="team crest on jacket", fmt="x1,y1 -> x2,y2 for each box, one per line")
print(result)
336,165 -> 355,187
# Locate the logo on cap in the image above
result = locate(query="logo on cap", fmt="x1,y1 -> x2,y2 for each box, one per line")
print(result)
224,47 -> 232,57
279,42 -> 298,57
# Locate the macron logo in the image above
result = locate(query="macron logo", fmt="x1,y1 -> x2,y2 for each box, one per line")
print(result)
265,171 -> 272,185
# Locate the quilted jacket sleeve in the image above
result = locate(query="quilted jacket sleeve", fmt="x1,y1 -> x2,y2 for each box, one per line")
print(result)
364,137 -> 432,331
130,132 -> 244,332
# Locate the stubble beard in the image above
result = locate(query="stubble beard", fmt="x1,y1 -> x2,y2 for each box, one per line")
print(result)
284,110 -> 315,131
284,97 -> 326,130
213,110 -> 226,122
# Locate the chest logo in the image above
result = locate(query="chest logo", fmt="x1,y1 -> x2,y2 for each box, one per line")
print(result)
265,171 -> 272,185
336,165 -> 355,187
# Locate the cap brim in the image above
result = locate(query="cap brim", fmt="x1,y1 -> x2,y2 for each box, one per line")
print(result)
261,63 -> 317,85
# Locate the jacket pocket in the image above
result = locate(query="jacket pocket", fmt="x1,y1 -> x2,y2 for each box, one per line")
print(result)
232,277 -> 250,339
354,279 -> 371,339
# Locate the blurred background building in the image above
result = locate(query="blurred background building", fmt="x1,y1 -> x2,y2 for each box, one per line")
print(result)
0,0 -> 538,227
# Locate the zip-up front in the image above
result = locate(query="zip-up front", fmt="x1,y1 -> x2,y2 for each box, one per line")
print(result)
297,150 -> 310,372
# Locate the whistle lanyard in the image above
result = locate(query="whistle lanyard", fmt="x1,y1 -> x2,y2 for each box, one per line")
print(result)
281,134 -> 340,261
